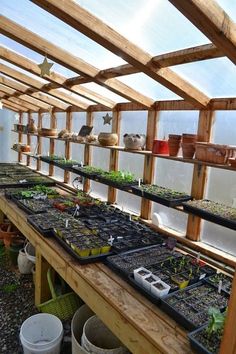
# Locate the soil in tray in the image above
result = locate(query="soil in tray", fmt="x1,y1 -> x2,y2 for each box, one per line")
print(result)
206,273 -> 232,294
190,327 -> 222,354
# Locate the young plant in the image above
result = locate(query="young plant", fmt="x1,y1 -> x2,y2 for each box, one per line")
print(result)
206,307 -> 226,337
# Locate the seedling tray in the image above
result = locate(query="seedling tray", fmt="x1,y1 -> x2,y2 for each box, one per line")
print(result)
53,160 -> 81,171
131,186 -> 192,207
97,176 -> 138,191
53,232 -> 112,264
188,325 -> 216,354
70,166 -> 99,180
14,198 -> 52,215
161,281 -> 228,331
205,273 -> 232,295
127,274 -> 162,305
27,214 -> 56,237
183,200 -> 236,231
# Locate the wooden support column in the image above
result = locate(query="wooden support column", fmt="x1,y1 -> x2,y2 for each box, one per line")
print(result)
49,108 -> 56,176
141,110 -> 159,220
107,109 -> 121,204
83,111 -> 94,193
35,249 -> 51,306
220,268 -> 236,354
26,111 -> 32,166
64,109 -> 72,183
186,110 -> 215,241
18,111 -> 23,162
36,110 -> 42,171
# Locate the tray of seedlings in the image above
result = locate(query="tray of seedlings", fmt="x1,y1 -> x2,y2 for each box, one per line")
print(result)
161,281 -> 229,331
71,166 -> 104,180
182,199 -> 236,230
188,308 -> 226,354
97,170 -> 138,191
204,272 -> 232,295
14,198 -> 53,215
52,159 -> 81,171
131,184 -> 192,207
27,209 -> 64,237
6,185 -> 59,201
40,155 -> 65,163
52,215 -> 112,264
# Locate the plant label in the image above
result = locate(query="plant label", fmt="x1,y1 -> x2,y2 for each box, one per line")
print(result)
81,161 -> 83,167
218,280 -> 222,294
65,219 -> 69,228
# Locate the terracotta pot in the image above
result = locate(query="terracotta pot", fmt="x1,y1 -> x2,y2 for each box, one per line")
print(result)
38,128 -> 58,137
182,143 -> 195,159
0,223 -> 19,248
229,158 -> 236,168
168,134 -> 182,141
152,140 -> 169,154
182,134 -> 197,144
21,145 -> 31,152
98,132 -> 118,146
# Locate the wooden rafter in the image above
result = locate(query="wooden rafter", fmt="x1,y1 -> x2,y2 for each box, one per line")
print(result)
0,62 -> 88,110
4,96 -> 39,111
0,15 -> 154,108
31,0 -> 210,107
0,83 -> 51,110
0,67 -> 69,110
168,0 -> 236,65
1,98 -> 28,112
1,102 -> 19,112
0,46 -> 115,109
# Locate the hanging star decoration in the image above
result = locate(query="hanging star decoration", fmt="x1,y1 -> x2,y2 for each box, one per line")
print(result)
38,56 -> 54,77
0,100 -> 3,109
103,113 -> 112,125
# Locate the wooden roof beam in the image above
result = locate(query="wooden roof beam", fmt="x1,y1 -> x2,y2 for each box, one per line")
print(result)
31,0 -> 210,107
168,0 -> 236,65
0,46 -> 116,108
1,95 -> 39,111
2,102 -> 19,112
0,15 -> 154,108
1,98 -> 28,112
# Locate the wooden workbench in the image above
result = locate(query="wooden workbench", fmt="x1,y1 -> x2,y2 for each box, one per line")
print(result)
0,193 -> 193,354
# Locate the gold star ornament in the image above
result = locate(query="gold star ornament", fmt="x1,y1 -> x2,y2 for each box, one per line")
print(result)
103,113 -> 113,125
38,57 -> 54,77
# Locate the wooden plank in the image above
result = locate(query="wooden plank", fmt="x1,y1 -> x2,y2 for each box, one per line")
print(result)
0,194 -> 193,354
0,45 -> 116,108
64,110 -> 72,183
31,0 -> 210,108
0,16 -> 154,108
83,111 -> 94,193
26,111 -> 32,166
18,111 -> 23,162
220,268 -> 236,354
35,250 -> 51,306
49,109 -> 57,176
141,110 -> 159,219
186,110 -> 215,241
0,63 -> 87,110
3,95 -> 39,111
2,103 -> 19,112
107,110 -> 121,203
1,98 -> 28,112
36,111 -> 42,171
169,0 -> 236,65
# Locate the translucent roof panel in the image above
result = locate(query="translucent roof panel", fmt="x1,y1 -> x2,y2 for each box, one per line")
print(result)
81,83 -> 128,103
0,0 -> 126,69
76,0 -> 210,54
119,73 -> 180,100
172,58 -> 236,98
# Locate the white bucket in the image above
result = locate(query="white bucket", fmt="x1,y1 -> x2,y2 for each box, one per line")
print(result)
71,304 -> 95,354
18,249 -> 34,274
20,313 -> 63,354
25,242 -> 36,264
81,315 -> 128,354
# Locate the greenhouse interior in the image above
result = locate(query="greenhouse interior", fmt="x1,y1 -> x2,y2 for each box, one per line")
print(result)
0,0 -> 236,353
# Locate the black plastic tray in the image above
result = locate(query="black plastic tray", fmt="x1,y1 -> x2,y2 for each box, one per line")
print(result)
97,176 -> 138,191
204,273 -> 232,295
0,179 -> 54,189
131,186 -> 192,207
161,281 -> 228,331
14,198 -> 51,215
183,201 -> 236,231
70,166 -> 98,180
188,325 -> 214,354
27,216 -> 54,237
53,161 -> 81,171
53,233 -> 112,264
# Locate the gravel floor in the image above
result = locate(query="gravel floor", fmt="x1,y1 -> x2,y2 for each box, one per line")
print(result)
0,247 -> 72,354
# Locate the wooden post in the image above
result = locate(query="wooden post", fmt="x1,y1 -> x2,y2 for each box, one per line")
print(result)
220,268 -> 236,353
83,111 -> 94,193
140,110 -> 158,220
107,109 -> 121,204
49,108 -> 56,176
186,110 -> 215,241
64,109 -> 72,183
26,111 -> 32,166
35,249 -> 51,306
36,110 -> 42,171
18,111 -> 23,163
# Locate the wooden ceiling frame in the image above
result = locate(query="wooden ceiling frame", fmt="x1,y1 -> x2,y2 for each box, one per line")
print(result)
0,46 -> 116,109
0,15 -> 154,108
0,83 -> 51,110
2,95 -> 39,111
31,0 -> 210,108
1,102 -> 19,112
1,98 -> 28,112
168,0 -> 236,66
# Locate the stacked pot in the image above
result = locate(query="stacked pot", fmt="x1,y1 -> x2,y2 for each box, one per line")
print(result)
168,135 -> 182,156
182,134 -> 197,159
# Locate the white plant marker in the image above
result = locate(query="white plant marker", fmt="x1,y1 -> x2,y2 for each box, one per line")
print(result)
138,178 -> 142,187
129,214 -> 132,221
65,219 -> 69,228
108,235 -> 115,246
81,161 -> 83,167
218,280 -> 222,294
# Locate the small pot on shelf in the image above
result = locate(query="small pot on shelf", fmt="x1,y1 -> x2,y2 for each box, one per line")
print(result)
98,132 -> 118,146
168,134 -> 182,157
152,140 -> 169,154
182,143 -> 195,159
182,133 -> 197,144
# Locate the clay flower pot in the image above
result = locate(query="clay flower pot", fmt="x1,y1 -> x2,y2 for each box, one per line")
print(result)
98,132 -> 118,146
182,143 -> 196,159
168,134 -> 182,156
182,133 -> 197,144
152,140 -> 169,154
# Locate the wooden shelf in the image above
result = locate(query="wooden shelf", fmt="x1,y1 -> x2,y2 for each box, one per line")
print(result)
12,131 -> 236,171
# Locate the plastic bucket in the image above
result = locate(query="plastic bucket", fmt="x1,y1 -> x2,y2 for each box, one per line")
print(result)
71,304 -> 95,354
20,313 -> 63,354
25,242 -> 36,264
81,315 -> 128,354
18,249 -> 34,274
